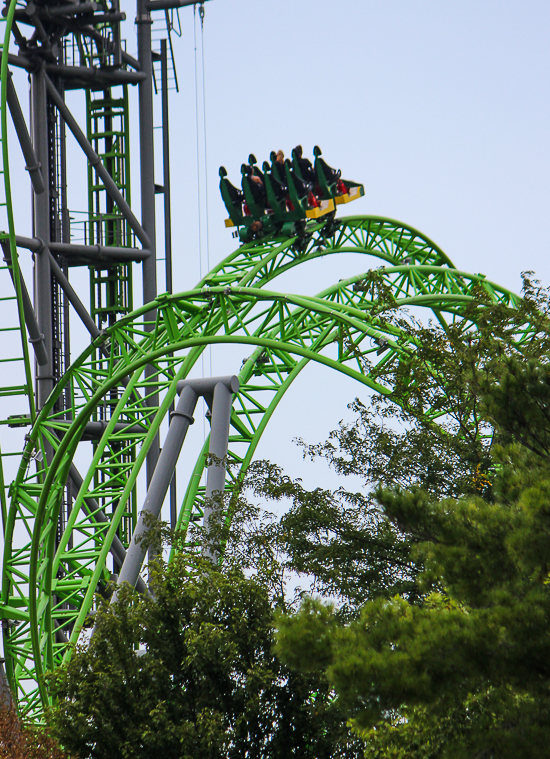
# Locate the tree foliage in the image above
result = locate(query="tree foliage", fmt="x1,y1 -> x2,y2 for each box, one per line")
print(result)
47,551 -> 363,759
273,365 -> 550,755
0,699 -> 66,759
268,277 -> 550,756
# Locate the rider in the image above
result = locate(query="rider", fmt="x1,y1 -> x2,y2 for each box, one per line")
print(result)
293,145 -> 315,183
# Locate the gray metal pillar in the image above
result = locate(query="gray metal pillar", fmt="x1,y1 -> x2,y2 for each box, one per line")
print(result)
176,375 -> 240,560
203,380 -> 234,528
136,0 -> 159,516
114,384 -> 198,593
160,39 -> 172,295
31,69 -> 52,409
136,0 -> 156,304
113,375 -> 239,594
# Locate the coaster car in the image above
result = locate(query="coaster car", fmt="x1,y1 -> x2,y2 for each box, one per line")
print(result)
312,146 -> 365,206
220,146 -> 363,243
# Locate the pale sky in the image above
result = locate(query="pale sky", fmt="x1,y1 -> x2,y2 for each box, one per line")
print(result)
165,0 -> 550,482
5,0 -> 550,487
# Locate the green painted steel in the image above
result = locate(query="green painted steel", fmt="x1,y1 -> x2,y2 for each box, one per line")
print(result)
0,212 -> 528,718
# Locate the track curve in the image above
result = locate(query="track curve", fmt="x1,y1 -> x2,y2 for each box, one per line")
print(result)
2,218 -> 523,716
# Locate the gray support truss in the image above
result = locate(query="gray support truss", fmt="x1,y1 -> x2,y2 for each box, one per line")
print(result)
177,375 -> 239,560
114,375 -> 239,593
42,72 -> 151,250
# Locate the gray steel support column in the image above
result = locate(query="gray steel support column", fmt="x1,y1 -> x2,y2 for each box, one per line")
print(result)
6,73 -> 45,195
136,0 -> 156,305
114,385 -> 198,593
31,69 -> 52,409
160,39 -> 176,524
136,0 -> 160,501
203,380 -> 235,527
160,39 -> 172,295
175,376 -> 240,560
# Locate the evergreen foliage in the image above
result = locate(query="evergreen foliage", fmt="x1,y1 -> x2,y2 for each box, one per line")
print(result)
272,279 -> 550,757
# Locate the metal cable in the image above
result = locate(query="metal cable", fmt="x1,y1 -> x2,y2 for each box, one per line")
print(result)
193,5 -> 207,442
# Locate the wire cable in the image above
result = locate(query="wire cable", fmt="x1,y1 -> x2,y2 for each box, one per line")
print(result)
193,4 -> 207,442
199,5 -> 213,379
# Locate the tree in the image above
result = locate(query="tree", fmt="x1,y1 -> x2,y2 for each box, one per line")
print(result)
0,699 -> 66,759
245,276 -> 550,618
47,549 -> 363,759
274,354 -> 550,758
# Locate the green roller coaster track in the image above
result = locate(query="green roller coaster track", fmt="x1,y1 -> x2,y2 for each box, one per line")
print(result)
0,0 -> 530,724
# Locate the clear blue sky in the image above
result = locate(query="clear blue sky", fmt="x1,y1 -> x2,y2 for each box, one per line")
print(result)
6,0 -> 550,485
164,0 -> 550,296
157,0 -> 550,481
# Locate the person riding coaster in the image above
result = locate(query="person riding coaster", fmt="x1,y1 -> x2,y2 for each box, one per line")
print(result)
219,145 -> 364,242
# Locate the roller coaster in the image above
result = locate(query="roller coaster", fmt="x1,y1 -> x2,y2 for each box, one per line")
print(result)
0,0 -> 528,722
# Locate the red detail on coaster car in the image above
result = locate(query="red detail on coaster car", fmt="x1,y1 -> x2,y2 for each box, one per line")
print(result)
336,179 -> 348,195
308,192 -> 319,208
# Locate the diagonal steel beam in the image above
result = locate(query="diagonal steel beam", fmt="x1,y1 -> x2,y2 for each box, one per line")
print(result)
6,72 -> 45,195
112,384 -> 200,596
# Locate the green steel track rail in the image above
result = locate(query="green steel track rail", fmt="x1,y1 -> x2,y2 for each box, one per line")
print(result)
0,215 -> 526,717
0,0 -> 36,560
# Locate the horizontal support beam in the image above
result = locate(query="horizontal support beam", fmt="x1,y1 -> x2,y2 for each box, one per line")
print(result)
176,375 -> 239,406
56,420 -> 147,441
145,0 -> 210,10
44,63 -> 144,86
5,52 -> 32,71
39,1 -> 98,18
16,236 -> 151,264
43,72 -> 151,249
